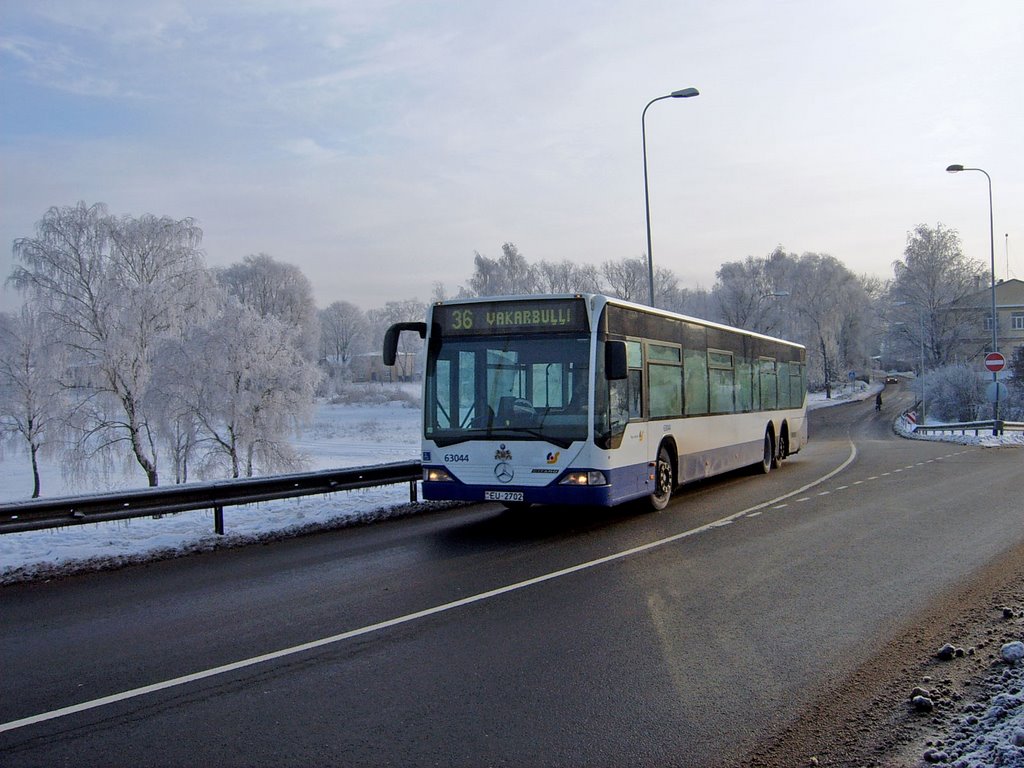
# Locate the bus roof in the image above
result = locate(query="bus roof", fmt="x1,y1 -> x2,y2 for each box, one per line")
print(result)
431,293 -> 805,351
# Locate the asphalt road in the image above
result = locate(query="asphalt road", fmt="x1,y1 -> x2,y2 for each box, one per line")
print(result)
2,388 -> 1021,767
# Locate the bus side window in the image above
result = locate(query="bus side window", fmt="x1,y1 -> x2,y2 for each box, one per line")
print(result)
759,357 -> 777,410
647,343 -> 682,419
626,340 -> 643,419
610,379 -> 630,432
684,348 -> 709,415
432,358 -> 451,429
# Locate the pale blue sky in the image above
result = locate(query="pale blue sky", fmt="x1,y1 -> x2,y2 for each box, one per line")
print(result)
2,0 -> 1022,312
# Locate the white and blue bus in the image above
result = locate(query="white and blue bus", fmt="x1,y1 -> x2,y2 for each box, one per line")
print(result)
384,294 -> 807,510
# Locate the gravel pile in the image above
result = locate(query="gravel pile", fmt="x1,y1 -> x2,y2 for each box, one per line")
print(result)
908,617 -> 1024,766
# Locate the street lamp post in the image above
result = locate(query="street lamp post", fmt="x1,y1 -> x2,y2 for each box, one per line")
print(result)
946,164 -> 999,433
643,87 -> 699,307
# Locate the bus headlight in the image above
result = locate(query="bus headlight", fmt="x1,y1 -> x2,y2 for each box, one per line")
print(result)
559,470 -> 608,486
425,467 -> 454,482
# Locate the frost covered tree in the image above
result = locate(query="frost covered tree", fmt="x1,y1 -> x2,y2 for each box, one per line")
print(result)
889,224 -> 987,368
318,300 -> 369,394
921,364 -> 984,422
9,202 -> 212,487
788,253 -> 869,397
1001,347 -> 1024,421
319,301 -> 369,367
157,299 -> 320,479
534,260 -> 602,294
217,253 -> 320,359
600,257 -> 648,302
595,256 -> 679,308
465,243 -> 539,296
711,249 -> 791,335
1010,346 -> 1024,392
0,307 -> 66,497
368,299 -> 427,381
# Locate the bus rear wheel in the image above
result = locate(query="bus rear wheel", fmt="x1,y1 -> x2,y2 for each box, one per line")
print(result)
759,431 -> 774,474
649,445 -> 674,511
773,430 -> 788,469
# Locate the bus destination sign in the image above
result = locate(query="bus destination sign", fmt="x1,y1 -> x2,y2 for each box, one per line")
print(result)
438,298 -> 588,335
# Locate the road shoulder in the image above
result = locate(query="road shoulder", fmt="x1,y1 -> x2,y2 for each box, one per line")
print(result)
745,539 -> 1024,767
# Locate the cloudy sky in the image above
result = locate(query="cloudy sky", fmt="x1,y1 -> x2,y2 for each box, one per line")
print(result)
1,0 -> 1021,313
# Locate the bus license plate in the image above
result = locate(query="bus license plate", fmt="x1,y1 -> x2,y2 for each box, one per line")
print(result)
485,491 -> 524,502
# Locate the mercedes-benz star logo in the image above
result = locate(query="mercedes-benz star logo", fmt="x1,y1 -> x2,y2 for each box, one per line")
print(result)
494,462 -> 515,483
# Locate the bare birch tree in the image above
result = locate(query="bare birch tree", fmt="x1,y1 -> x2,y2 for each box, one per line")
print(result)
534,260 -> 602,294
889,224 -> 987,368
319,301 -> 369,367
465,243 -> 539,297
9,202 -> 211,486
0,307 -> 66,497
789,253 -> 867,397
217,253 -> 320,359
709,247 -> 799,334
159,299 -> 319,479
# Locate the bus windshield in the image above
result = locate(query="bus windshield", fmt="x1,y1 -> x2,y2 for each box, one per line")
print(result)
425,334 -> 591,448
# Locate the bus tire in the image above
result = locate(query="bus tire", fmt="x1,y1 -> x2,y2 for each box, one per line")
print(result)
649,444 -> 674,511
773,429 -> 788,469
759,431 -> 774,475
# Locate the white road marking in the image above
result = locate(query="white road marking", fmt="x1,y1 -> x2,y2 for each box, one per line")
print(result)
1,440 -> 859,734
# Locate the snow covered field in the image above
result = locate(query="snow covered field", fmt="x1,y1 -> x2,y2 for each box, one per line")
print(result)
0,391 -> 426,582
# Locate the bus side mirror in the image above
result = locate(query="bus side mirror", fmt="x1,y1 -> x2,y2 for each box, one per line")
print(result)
605,341 -> 628,380
383,322 -> 427,366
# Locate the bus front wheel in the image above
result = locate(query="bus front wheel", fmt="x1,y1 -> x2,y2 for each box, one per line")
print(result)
649,445 -> 674,511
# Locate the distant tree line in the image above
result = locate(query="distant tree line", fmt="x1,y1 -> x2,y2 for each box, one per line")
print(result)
449,230 -> 989,401
1,200 -> 1007,497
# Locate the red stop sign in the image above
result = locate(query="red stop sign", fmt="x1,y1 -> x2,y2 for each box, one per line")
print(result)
984,352 -> 1006,372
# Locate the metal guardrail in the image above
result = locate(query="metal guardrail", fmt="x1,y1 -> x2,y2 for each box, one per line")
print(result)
913,420 -> 1024,436
0,461 -> 422,535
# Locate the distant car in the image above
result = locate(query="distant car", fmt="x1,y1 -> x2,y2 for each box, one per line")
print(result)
885,375 -> 899,384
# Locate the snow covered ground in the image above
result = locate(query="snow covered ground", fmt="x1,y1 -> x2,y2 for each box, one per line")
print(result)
0,391 -> 427,583
2,381 -> 1022,765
